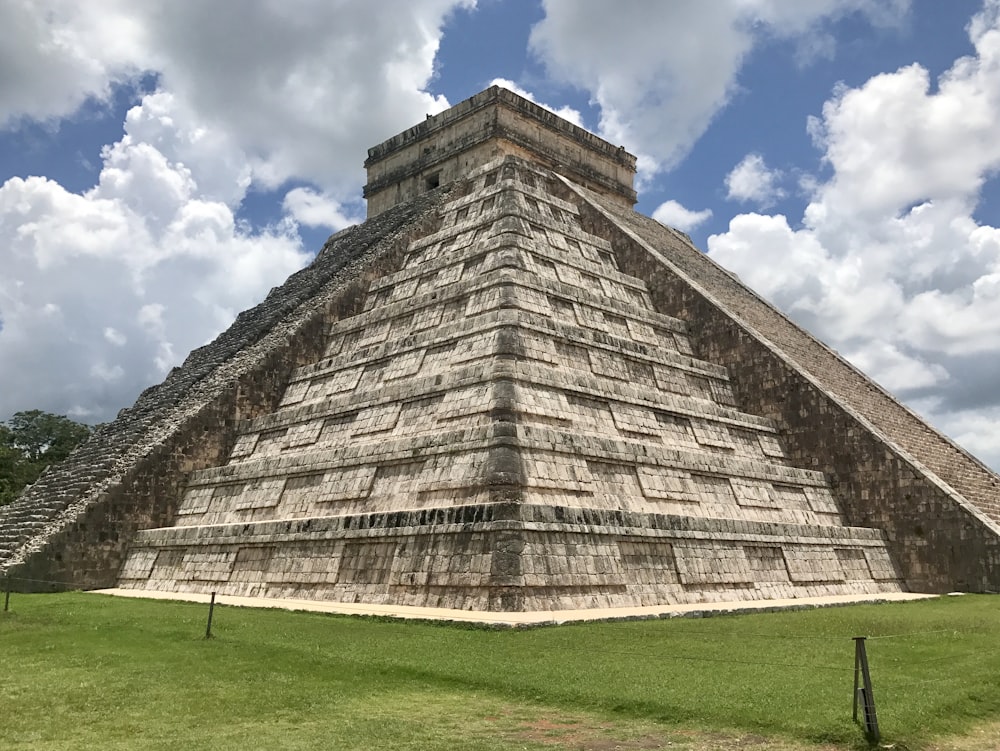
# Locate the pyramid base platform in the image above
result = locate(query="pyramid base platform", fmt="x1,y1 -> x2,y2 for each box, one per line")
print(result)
117,503 -> 906,611
92,587 -> 934,626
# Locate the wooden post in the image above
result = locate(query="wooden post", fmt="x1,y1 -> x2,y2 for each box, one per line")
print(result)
205,592 -> 217,639
3,574 -> 10,612
853,636 -> 880,743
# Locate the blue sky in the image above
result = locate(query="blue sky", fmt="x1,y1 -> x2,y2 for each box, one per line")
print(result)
1,0 -> 1000,471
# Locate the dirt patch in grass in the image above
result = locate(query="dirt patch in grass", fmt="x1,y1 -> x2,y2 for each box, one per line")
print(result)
516,715 -> 665,749
504,715 -> 1000,751
494,710 -> 847,751
918,721 -> 1000,751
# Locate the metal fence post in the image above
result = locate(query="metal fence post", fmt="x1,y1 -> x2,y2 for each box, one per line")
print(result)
205,592 -> 217,639
853,636 -> 880,743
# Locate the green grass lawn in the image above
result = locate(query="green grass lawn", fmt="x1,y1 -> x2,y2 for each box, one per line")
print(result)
2,592 -> 998,750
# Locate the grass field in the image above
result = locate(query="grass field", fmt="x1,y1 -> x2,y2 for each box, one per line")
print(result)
1,592 -> 998,750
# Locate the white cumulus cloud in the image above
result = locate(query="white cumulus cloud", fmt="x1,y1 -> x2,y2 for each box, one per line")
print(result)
283,188 -> 362,232
652,200 -> 713,232
725,154 -> 786,207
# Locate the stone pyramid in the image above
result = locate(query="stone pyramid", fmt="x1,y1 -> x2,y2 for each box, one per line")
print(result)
2,87 -> 998,611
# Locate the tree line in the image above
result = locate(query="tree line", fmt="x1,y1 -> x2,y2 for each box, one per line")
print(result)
0,410 -> 93,506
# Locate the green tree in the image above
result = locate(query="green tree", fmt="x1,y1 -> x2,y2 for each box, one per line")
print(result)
0,411 -> 92,506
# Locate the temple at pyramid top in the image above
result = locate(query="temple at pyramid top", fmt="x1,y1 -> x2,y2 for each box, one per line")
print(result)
363,86 -> 638,217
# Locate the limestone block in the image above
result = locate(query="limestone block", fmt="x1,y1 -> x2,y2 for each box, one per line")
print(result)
305,367 -> 362,401
670,332 -> 696,356
690,419 -> 735,450
523,451 -> 593,491
229,433 -> 260,459
438,386 -> 492,422
834,547 -> 870,580
280,381 -> 310,406
283,421 -> 324,449
783,547 -> 844,583
383,349 -> 426,381
804,486 -> 841,515
418,343 -> 455,375
520,332 -> 560,365
413,272 -> 439,296
338,541 -> 400,585
313,416 -> 356,447
562,235 -> 589,260
653,365 -> 690,395
710,379 -> 738,407
419,450 -> 484,491
617,540 -> 677,581
357,320 -> 392,347
564,393 -> 615,432
465,287 -> 501,316
655,413 -> 698,448
413,304 -> 445,331
232,478 -> 286,510
453,331 -> 497,363
692,474 -> 738,505
368,461 -> 426,502
768,484 -> 812,512
578,271 -> 603,294
552,340 -> 588,371
516,385 -> 571,422
392,395 -> 444,435
183,550 -> 238,582
588,350 -> 629,381
601,312 -> 630,339
274,472 -> 325,511
554,263 -> 583,288
587,460 -> 643,508
625,318 -> 659,345
757,433 -> 785,458
731,478 -> 781,509
177,486 -> 214,515
231,546 -> 277,575
513,286 -> 551,316
743,545 -> 789,582
609,402 -> 660,436
574,303 -> 605,331
598,278 -> 631,304
437,261 -> 465,286
864,546 -> 899,581
120,549 -> 158,579
353,404 -> 402,436
393,277 -> 420,300
674,543 -> 754,585
543,296 -> 575,326
636,466 -> 698,503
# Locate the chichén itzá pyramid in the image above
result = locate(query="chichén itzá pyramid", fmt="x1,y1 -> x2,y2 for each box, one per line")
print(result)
1,87 -> 998,612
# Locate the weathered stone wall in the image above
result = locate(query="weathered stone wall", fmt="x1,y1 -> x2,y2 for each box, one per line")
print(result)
570,182 -> 1000,593
0,188 -> 451,591
118,503 -> 901,611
